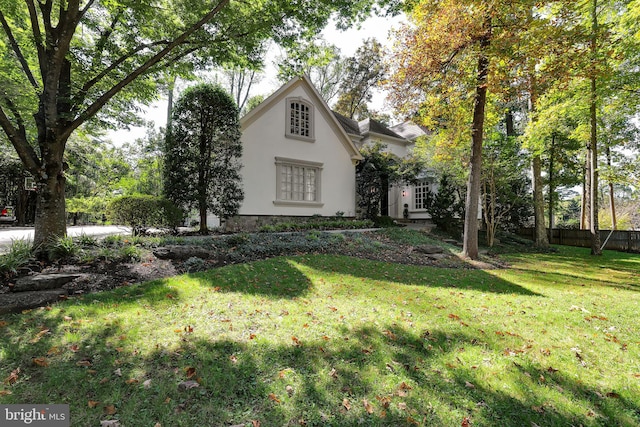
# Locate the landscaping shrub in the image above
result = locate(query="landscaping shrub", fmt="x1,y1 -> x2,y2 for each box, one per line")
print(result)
258,219 -> 374,233
0,239 -> 33,276
373,215 -> 396,228
48,236 -> 80,260
107,195 -> 183,234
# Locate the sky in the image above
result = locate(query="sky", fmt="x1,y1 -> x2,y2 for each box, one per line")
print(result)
108,13 -> 406,145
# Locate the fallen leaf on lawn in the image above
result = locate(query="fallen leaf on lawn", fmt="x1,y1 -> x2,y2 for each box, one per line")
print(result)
399,381 -> 413,390
252,421 -> 261,427
185,367 -> 196,378
363,399 -> 374,414
397,402 -> 407,410
184,325 -> 193,333
30,328 -> 50,343
286,385 -> 294,396
291,336 -> 301,346
125,378 -> 139,385
376,395 -> 391,408
88,400 -> 100,408
278,369 -> 289,379
76,359 -> 92,367
3,368 -> 20,385
461,416 -> 471,427
143,379 -> 152,389
407,416 -> 420,426
46,346 -> 62,356
329,368 -> 338,379
100,378 -> 109,384
229,355 -> 238,363
342,398 -> 351,411
0,321 -> 8,327
249,333 -> 257,340
154,423 -> 161,427
32,357 -> 49,367
383,330 -> 397,340
606,392 -> 621,398
328,306 -> 338,312
448,313 -> 460,320
465,381 -> 475,389
268,393 -> 281,403
113,368 -> 122,376
0,390 -> 12,396
178,380 -> 199,390
103,404 -> 117,415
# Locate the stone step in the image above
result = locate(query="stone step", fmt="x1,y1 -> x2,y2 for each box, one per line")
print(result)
414,244 -> 445,254
12,273 -> 82,292
0,289 -> 68,315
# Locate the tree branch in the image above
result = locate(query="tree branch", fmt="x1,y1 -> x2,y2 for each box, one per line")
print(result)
0,10 -> 40,89
0,103 -> 41,176
79,0 -> 98,20
25,0 -> 46,77
74,40 -> 172,106
62,0 -> 231,140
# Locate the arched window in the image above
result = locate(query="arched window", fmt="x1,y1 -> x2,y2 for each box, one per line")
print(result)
286,98 -> 314,140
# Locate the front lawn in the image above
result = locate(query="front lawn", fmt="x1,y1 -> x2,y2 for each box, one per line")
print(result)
1,245 -> 639,426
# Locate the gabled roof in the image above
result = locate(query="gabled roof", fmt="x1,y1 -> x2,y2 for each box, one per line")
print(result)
240,75 -> 362,162
389,121 -> 430,141
358,118 -> 406,141
332,111 -> 360,136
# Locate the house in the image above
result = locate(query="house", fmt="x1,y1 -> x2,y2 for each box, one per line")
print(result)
332,112 -> 437,221
222,75 -> 443,232
224,75 -> 363,231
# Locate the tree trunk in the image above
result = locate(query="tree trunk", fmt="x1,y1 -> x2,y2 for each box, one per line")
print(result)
33,140 -> 67,252
462,24 -> 490,260
548,134 -> 556,238
532,155 -> 548,247
581,154 -> 590,229
606,145 -> 616,230
589,0 -> 602,255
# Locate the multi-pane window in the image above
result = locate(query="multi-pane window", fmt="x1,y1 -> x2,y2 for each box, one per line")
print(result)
414,180 -> 430,210
287,98 -> 313,139
280,165 -> 317,201
275,157 -> 322,205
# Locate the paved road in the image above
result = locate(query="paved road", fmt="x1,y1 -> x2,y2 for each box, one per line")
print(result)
0,225 -> 131,253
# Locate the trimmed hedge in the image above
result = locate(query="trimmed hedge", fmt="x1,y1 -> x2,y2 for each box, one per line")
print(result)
106,195 -> 183,232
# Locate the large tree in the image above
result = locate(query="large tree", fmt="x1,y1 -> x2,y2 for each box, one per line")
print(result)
389,0 -> 510,259
277,39 -> 346,105
333,38 -> 386,120
0,0 -> 394,252
164,84 -> 242,232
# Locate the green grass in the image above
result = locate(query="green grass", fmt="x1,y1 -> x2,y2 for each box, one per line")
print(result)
1,245 -> 639,426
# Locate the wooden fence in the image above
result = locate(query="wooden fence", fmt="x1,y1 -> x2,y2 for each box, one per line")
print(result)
518,228 -> 640,253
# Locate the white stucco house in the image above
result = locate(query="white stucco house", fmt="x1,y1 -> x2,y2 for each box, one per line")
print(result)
224,75 -> 363,231
221,75 -> 445,231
